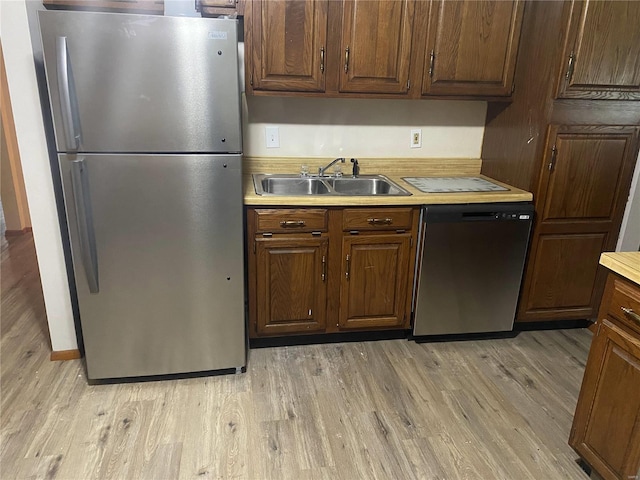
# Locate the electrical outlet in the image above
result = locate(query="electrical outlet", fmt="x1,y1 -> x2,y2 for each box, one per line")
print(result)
265,126 -> 280,148
410,129 -> 422,149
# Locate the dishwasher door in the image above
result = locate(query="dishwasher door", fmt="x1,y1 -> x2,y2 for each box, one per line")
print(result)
413,203 -> 533,336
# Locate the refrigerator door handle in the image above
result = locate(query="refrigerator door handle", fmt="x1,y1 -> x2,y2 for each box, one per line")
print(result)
70,159 -> 99,293
56,36 -> 79,152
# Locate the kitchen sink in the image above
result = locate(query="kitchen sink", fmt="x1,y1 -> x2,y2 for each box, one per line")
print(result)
258,176 -> 331,195
253,174 -> 412,196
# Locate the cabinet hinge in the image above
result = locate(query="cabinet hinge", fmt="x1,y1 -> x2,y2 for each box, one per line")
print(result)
410,237 -> 413,247
548,145 -> 558,172
250,72 -> 254,86
253,240 -> 256,254
511,82 -> 515,95
407,79 -> 410,91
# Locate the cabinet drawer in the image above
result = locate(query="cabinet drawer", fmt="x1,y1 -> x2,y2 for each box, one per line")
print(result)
343,208 -> 413,231
607,277 -> 640,336
255,209 -> 328,234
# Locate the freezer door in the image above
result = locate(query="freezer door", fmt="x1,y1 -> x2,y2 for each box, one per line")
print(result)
59,154 -> 245,379
40,11 -> 241,153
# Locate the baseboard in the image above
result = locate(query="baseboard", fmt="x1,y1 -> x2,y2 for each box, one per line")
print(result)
5,227 -> 32,236
50,349 -> 81,361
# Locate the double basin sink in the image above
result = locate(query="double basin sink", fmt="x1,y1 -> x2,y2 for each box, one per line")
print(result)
253,174 -> 412,196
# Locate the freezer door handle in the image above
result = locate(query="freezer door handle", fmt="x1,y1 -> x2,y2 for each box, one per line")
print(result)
56,36 -> 79,152
71,159 -> 99,293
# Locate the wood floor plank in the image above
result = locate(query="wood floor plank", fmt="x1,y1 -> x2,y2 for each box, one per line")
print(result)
0,233 -> 594,479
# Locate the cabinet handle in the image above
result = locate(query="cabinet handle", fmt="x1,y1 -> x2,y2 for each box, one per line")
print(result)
279,220 -> 306,228
428,50 -> 435,78
320,46 -> 325,73
321,255 -> 326,282
367,217 -> 393,226
621,307 -> 640,325
565,52 -> 575,81
345,254 -> 350,280
548,145 -> 557,172
344,46 -> 350,73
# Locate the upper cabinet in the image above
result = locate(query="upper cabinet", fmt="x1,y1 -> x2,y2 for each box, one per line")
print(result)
249,0 -> 328,92
557,0 -> 640,100
421,0 -> 524,97
245,0 -> 524,99
339,0 -> 414,94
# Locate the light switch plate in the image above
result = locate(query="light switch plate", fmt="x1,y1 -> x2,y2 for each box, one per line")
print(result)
410,129 -> 422,148
265,126 -> 280,148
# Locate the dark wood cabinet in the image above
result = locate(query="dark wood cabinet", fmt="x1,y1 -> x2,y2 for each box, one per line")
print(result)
339,234 -> 412,329
518,126 -> 639,322
247,206 -> 418,338
255,237 -> 328,336
421,0 -> 524,97
248,0 -> 328,92
481,0 -> 640,324
338,0 -> 414,94
557,0 -> 640,100
245,0 -> 523,99
570,273 -> 640,480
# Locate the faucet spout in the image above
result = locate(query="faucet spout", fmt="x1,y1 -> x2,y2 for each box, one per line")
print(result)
318,157 -> 346,176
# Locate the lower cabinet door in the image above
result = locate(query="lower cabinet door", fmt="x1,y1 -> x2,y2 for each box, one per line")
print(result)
339,233 -> 411,329
255,237 -> 328,336
570,319 -> 640,480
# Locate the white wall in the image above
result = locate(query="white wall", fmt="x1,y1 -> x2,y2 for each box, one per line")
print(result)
243,95 -> 487,158
617,149 -> 640,251
1,1 -> 77,351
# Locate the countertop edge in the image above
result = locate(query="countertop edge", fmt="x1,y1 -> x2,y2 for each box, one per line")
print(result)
600,252 -> 640,285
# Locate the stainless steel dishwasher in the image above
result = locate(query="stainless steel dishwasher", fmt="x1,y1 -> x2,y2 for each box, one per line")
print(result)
412,203 -> 533,337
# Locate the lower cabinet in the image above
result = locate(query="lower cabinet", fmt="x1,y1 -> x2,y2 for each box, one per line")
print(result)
255,237 -> 328,336
247,206 -> 419,338
570,273 -> 640,480
339,233 -> 412,330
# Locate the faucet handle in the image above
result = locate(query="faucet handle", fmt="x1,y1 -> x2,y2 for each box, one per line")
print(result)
350,158 -> 360,177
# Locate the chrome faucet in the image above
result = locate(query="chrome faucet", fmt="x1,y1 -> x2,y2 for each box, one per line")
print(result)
318,157 -> 345,176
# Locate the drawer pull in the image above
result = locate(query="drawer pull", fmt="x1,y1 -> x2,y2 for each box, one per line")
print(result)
621,307 -> 640,325
367,217 -> 392,226
280,220 -> 306,228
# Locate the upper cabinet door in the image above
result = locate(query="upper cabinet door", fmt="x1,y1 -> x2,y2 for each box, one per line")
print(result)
339,0 -> 415,94
250,0 -> 328,92
557,0 -> 640,100
422,0 -> 524,96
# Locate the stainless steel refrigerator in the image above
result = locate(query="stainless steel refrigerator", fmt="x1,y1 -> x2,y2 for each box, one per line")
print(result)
39,10 -> 246,380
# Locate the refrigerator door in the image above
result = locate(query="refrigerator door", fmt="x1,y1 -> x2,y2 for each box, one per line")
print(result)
59,153 -> 245,379
39,11 -> 241,154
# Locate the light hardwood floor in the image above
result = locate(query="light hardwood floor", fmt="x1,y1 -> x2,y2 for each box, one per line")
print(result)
1,233 -> 591,479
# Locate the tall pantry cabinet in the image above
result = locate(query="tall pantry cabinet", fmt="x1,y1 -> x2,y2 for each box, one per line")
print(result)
481,0 -> 640,325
